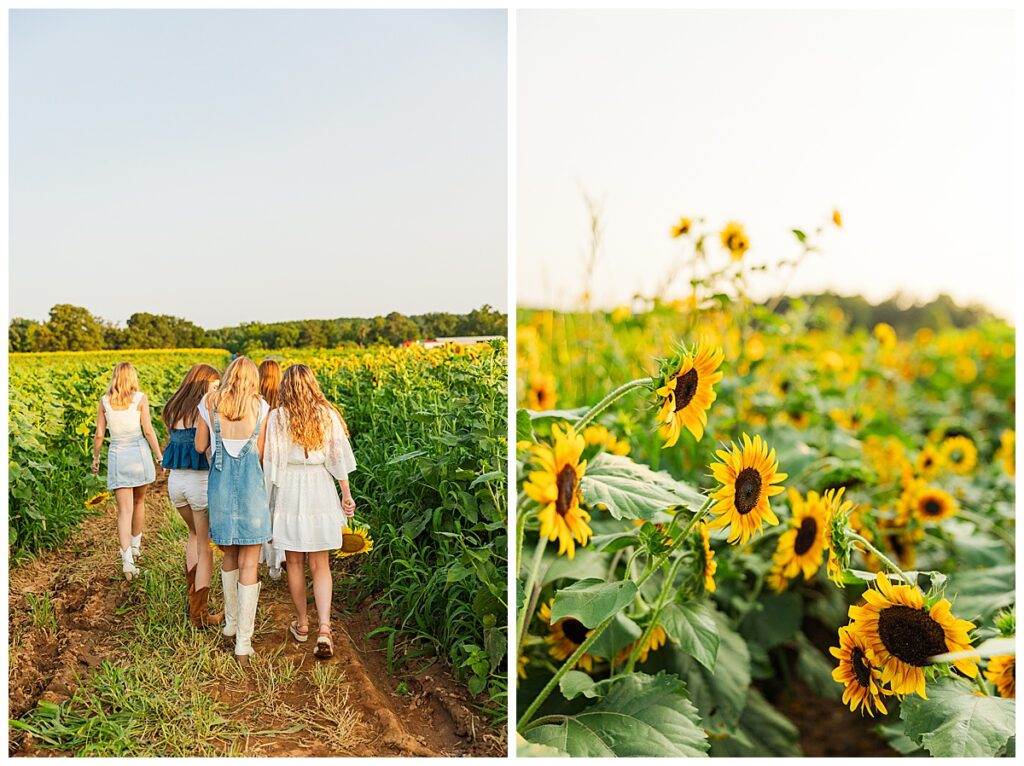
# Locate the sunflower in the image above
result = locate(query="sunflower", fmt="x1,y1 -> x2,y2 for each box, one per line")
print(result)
707,434 -> 787,545
848,573 -> 977,699
85,491 -> 111,509
671,216 -> 693,238
832,209 -> 843,228
766,563 -> 790,593
655,342 -> 724,447
339,526 -> 373,557
615,624 -> 668,665
524,424 -> 591,559
914,444 -> 943,479
996,430 -> 1015,477
517,653 -> 529,684
940,435 -> 977,475
830,625 -> 890,716
699,522 -> 717,593
873,323 -> 897,348
912,486 -> 957,524
526,372 -> 558,411
538,601 -> 596,673
720,221 -> 749,260
822,489 -> 855,587
773,488 -> 829,581
582,424 -> 631,456
985,655 -> 1015,699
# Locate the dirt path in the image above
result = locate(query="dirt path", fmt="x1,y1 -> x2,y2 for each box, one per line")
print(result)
8,479 -> 504,757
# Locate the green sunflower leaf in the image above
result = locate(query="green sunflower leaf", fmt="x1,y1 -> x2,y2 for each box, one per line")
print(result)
588,612 -> 642,660
708,688 -> 801,757
516,408 -> 535,443
579,453 -> 706,521
521,672 -> 709,757
945,565 -> 1016,623
516,733 -> 569,758
660,602 -> 720,672
550,578 -> 638,628
900,677 -> 1015,757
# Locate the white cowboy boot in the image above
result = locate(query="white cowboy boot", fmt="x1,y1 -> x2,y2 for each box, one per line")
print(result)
120,547 -> 140,581
130,533 -> 143,560
221,569 -> 240,638
235,581 -> 261,667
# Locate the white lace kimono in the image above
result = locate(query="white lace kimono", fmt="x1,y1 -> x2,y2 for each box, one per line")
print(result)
263,407 -> 357,553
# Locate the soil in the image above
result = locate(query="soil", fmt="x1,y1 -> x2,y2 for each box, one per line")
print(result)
8,479 -> 505,757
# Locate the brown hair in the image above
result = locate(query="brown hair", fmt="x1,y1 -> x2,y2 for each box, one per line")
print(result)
277,364 -> 348,451
163,364 -> 220,429
258,359 -> 282,409
106,362 -> 140,407
211,357 -> 260,422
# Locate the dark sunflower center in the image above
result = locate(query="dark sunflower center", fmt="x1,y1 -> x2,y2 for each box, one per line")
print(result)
734,468 -> 763,515
673,368 -> 699,412
555,465 -> 578,517
922,499 -> 942,516
794,517 -> 818,555
877,605 -> 948,666
562,619 -> 589,645
850,646 -> 872,688
923,456 -> 933,469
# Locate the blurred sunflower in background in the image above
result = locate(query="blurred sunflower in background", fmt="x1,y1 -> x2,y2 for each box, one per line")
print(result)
655,342 -> 724,447
582,424 -> 631,456
720,220 -> 750,260
996,429 -> 1015,477
538,601 -> 596,673
914,444 -> 944,479
774,488 -> 830,580
670,216 -> 693,238
912,486 -> 958,524
707,434 -> 787,545
615,624 -> 667,665
699,522 -> 717,593
830,625 -> 890,716
985,655 -> 1015,699
524,424 -> 591,559
526,372 -> 558,411
940,435 -> 977,474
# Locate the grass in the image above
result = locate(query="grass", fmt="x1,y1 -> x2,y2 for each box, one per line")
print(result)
24,592 -> 58,634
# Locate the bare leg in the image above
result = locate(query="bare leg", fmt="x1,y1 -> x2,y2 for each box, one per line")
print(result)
115,488 -> 134,551
131,485 -> 147,537
237,544 -> 261,586
176,505 -> 199,572
285,551 -> 308,628
221,545 -> 239,573
308,551 -> 332,630
193,510 -> 214,591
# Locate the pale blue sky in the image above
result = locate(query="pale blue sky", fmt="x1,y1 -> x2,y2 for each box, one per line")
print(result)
518,10 -> 1014,321
11,10 -> 507,327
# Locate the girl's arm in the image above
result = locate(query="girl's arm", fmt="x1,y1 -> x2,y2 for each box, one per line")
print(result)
257,416 -> 268,462
139,395 -> 163,464
195,402 -> 211,454
338,479 -> 356,517
91,401 -> 106,474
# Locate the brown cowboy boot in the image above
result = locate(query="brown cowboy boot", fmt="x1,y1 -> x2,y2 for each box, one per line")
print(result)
189,585 -> 225,627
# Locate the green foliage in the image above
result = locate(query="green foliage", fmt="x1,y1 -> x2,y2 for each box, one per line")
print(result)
900,678 -> 1015,757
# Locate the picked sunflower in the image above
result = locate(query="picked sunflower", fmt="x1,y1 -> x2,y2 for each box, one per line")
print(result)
912,486 -> 958,524
847,573 -> 977,699
774,488 -> 830,581
85,491 -> 111,509
339,526 -> 374,557
654,342 -> 724,447
940,435 -> 977,475
707,434 -> 787,545
699,522 -> 717,593
524,424 -> 591,560
720,221 -> 750,260
538,601 -> 596,673
984,655 -> 1015,699
830,625 -> 890,716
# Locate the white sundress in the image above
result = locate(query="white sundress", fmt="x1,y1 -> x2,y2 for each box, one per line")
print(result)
104,391 -> 156,490
264,408 -> 357,553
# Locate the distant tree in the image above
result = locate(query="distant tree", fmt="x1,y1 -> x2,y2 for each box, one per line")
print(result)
37,304 -> 105,351
8,318 -> 41,352
383,312 -> 419,345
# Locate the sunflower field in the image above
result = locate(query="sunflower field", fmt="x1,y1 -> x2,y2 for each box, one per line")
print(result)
9,342 -> 508,710
515,217 -> 1015,757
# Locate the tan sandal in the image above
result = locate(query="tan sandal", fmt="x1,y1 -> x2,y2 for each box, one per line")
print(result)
289,619 -> 309,643
313,625 -> 333,659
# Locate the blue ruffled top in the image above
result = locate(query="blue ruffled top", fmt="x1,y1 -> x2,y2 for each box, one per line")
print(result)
163,427 -> 210,471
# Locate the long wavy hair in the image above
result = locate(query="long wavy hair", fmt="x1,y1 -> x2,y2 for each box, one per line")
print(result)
163,364 -> 220,429
258,359 -> 282,409
277,364 -> 349,451
106,362 -> 140,407
211,357 -> 260,422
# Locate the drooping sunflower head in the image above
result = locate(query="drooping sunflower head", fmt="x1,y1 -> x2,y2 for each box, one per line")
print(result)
822,488 -> 855,587
524,424 -> 591,559
774,488 -> 830,581
85,491 -> 111,509
707,434 -> 787,545
830,625 -> 890,716
913,486 -> 958,524
985,656 -> 1015,699
847,573 -> 977,699
914,444 -> 944,479
996,429 -> 1015,477
339,526 -> 374,557
940,435 -> 977,475
671,216 -> 693,238
698,522 -> 717,593
720,220 -> 750,260
526,372 -> 558,411
538,601 -> 596,673
655,342 -> 724,447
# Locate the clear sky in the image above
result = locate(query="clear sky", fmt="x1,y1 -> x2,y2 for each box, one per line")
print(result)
518,9 -> 1014,321
11,10 -> 507,328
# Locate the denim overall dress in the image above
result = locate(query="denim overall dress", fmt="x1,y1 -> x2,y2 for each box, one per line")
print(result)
208,404 -> 271,547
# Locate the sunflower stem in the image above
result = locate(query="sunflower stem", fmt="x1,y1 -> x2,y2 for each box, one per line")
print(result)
517,535 -> 549,653
622,553 -> 686,675
848,532 -> 915,588
572,377 -> 654,432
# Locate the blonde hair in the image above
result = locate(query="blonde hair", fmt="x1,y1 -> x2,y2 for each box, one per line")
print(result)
211,357 -> 260,422
258,359 -> 282,409
106,362 -> 140,408
278,364 -> 349,451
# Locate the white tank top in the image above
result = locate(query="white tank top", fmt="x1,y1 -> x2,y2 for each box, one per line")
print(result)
103,392 -> 144,441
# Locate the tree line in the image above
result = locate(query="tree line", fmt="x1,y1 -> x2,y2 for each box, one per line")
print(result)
9,304 -> 508,354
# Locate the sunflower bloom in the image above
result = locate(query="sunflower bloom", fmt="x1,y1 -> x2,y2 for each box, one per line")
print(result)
524,424 -> 591,559
914,444 -> 943,479
847,573 -> 977,699
526,372 -> 558,411
671,216 -> 693,238
339,526 -> 374,557
616,624 -> 668,665
832,209 -> 843,228
985,656 -> 1015,699
539,601 -> 596,673
774,488 -> 830,581
707,434 -> 787,545
720,221 -> 750,260
85,491 -> 111,509
940,435 -> 977,475
655,342 -> 724,447
582,424 -> 631,456
830,625 -> 890,716
996,430 -> 1015,477
912,486 -> 958,524
699,522 -> 717,593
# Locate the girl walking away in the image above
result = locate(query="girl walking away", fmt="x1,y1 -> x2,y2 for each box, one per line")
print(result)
258,359 -> 284,580
162,364 -> 223,627
264,364 -> 357,659
195,357 -> 271,667
91,362 -> 163,581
